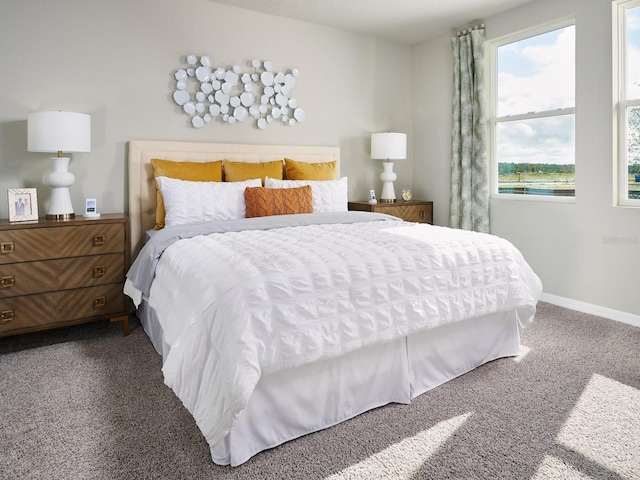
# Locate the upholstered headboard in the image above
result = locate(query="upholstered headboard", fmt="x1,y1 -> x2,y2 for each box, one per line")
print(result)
127,140 -> 340,259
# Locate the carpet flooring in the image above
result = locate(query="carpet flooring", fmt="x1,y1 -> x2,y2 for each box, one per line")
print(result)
1,302 -> 639,480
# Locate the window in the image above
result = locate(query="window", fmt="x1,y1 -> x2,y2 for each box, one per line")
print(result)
616,0 -> 640,204
489,21 -> 575,198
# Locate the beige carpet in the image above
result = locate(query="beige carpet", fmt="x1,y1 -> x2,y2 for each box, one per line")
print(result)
1,302 -> 639,479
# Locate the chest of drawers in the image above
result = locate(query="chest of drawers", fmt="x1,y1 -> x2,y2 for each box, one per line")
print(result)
348,200 -> 433,224
0,214 -> 130,337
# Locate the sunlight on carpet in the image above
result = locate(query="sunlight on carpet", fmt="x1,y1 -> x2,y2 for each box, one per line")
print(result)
532,455 -> 594,480
513,344 -> 531,363
325,413 -> 472,480
534,373 -> 640,479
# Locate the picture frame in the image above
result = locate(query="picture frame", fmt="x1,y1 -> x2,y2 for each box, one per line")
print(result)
368,189 -> 377,204
8,188 -> 39,222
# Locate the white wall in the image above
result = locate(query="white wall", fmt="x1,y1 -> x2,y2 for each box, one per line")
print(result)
412,34 -> 453,227
413,0 -> 640,317
0,0 -> 413,217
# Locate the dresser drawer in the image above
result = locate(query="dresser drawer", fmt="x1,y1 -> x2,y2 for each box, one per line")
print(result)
348,201 -> 433,224
0,223 -> 124,265
0,284 -> 126,335
0,253 -> 125,298
378,205 -> 432,223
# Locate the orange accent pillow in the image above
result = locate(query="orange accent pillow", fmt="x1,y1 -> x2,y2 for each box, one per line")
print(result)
150,158 -> 223,229
244,186 -> 313,218
223,159 -> 283,184
284,158 -> 337,180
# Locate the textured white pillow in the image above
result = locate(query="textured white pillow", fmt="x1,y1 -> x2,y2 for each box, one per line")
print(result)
264,177 -> 348,213
156,176 -> 261,226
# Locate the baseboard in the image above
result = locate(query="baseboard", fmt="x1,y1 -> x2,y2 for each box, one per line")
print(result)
540,292 -> 640,328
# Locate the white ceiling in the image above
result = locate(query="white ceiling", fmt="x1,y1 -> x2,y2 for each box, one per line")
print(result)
209,0 -> 536,45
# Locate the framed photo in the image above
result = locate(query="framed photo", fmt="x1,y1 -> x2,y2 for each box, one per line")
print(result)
8,188 -> 38,222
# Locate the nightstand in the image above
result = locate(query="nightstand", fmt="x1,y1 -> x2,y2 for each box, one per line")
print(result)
0,214 -> 130,338
348,200 -> 433,224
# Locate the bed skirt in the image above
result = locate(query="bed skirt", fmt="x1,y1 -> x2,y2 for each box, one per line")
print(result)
138,302 -> 520,466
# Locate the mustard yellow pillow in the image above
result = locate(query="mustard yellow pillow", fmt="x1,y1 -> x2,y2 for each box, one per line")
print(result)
285,158 -> 337,180
150,158 -> 223,229
244,186 -> 313,218
223,159 -> 283,184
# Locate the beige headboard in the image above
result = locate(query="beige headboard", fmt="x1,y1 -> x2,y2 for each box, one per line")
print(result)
127,140 -> 340,260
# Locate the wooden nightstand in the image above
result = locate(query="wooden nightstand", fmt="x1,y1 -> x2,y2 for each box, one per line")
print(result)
348,200 -> 433,224
0,214 -> 130,338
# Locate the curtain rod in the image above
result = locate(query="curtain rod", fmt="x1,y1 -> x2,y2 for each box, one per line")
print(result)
455,22 -> 485,37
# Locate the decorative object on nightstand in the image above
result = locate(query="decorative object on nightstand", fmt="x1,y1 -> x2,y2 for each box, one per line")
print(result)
0,214 -> 130,337
348,200 -> 433,224
27,111 -> 91,221
401,189 -> 412,202
84,198 -> 100,218
7,188 -> 38,222
370,132 -> 407,203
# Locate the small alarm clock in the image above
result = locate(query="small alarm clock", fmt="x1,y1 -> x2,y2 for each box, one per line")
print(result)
401,189 -> 412,202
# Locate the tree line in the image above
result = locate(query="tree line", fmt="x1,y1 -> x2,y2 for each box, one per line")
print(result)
498,163 -> 575,175
499,163 -> 640,175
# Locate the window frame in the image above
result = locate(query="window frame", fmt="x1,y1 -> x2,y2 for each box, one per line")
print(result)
615,0 -> 640,207
487,17 -> 576,202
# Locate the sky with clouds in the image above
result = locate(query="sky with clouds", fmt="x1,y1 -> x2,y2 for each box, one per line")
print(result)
495,6 -> 640,168
627,5 -> 640,99
496,26 -> 575,165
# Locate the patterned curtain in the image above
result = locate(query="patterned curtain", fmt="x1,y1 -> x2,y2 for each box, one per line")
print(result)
450,26 -> 489,233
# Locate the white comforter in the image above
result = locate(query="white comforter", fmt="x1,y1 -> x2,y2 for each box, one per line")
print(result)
141,216 -> 542,452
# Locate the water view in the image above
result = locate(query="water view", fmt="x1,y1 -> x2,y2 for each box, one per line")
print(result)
498,164 -> 640,199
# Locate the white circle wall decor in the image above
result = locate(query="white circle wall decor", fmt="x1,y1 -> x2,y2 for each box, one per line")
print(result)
172,55 -> 304,129
173,89 -> 190,106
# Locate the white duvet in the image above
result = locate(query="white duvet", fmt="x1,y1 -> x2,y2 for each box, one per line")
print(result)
143,217 -> 542,453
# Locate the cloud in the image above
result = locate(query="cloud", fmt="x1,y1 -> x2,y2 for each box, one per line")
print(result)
497,115 -> 575,165
496,26 -> 575,165
497,26 -> 575,116
628,45 -> 640,98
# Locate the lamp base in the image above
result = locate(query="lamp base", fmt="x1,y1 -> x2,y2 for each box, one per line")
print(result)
379,160 -> 397,203
46,213 -> 75,221
45,156 -> 75,221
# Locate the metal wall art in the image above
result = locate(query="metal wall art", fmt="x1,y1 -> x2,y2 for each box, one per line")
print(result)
172,55 -> 305,129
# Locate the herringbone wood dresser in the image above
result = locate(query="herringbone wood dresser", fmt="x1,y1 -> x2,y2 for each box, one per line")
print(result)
0,214 -> 130,337
348,200 -> 433,224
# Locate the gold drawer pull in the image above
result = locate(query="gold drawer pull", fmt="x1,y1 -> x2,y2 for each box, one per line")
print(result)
0,309 -> 14,323
93,295 -> 107,309
92,265 -> 106,278
1,275 -> 15,288
93,235 -> 106,247
1,241 -> 15,254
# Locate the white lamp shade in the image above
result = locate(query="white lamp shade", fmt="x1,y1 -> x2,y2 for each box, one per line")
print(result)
371,132 -> 406,160
27,111 -> 91,154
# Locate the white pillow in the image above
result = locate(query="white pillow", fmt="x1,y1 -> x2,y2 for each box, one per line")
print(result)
264,176 -> 348,213
156,176 -> 261,226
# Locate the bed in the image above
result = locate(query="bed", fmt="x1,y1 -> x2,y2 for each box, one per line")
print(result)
124,139 -> 542,467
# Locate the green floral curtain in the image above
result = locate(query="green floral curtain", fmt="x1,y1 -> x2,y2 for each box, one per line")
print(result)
450,26 -> 489,233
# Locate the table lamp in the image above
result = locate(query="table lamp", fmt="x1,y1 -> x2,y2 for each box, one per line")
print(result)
371,132 -> 407,202
27,111 -> 91,220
